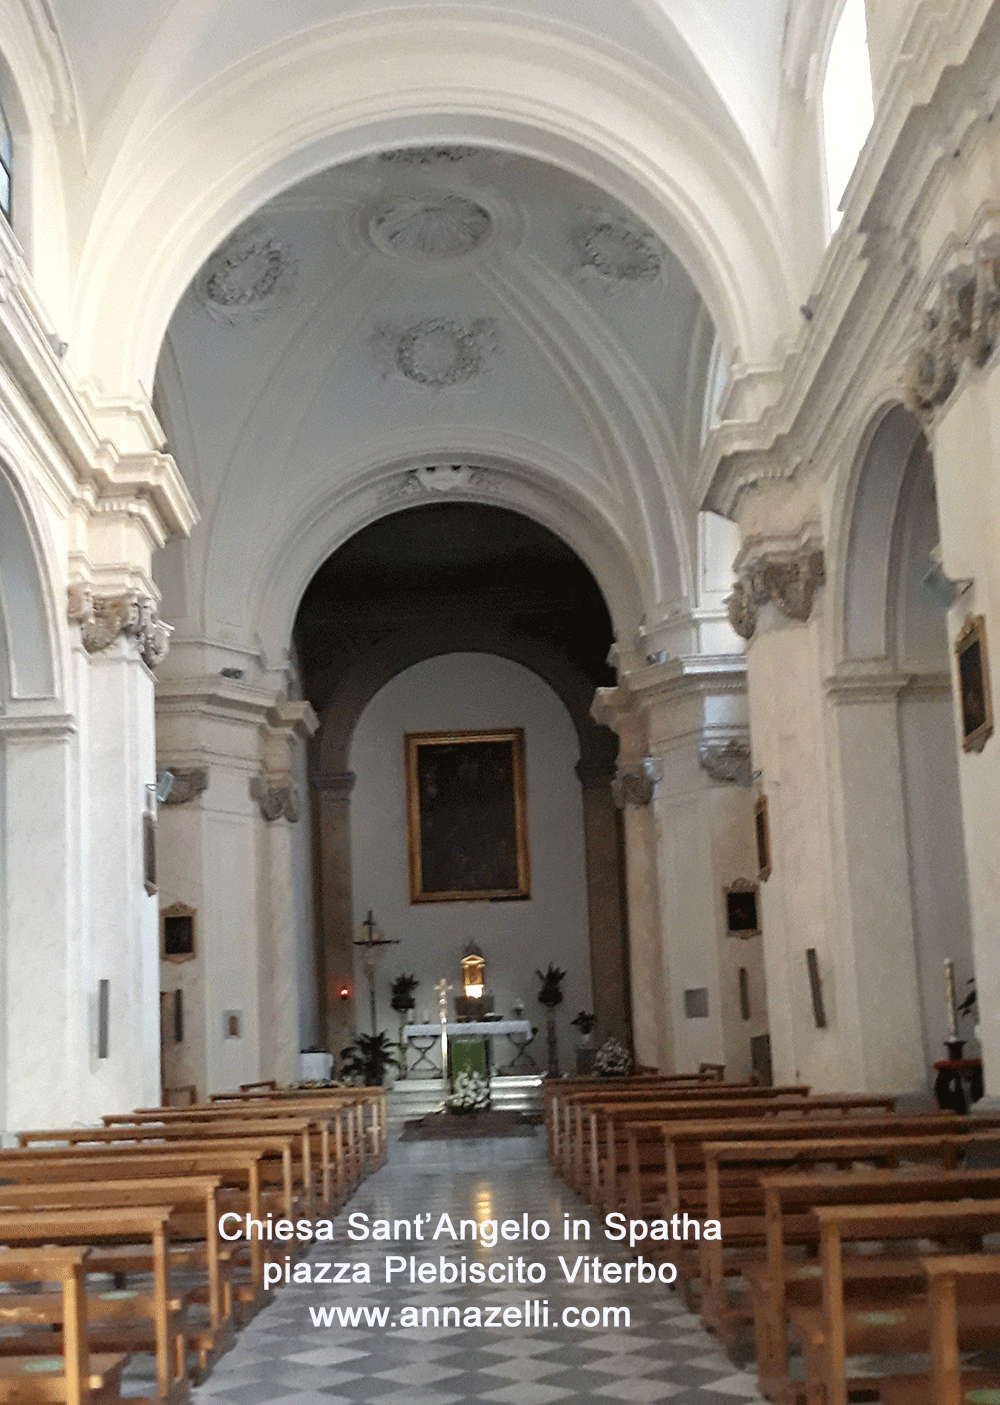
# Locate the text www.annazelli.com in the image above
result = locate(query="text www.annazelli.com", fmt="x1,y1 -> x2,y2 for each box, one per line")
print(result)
309,1301 -> 629,1330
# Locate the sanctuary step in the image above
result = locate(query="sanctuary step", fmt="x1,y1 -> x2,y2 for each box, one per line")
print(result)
386,1074 -> 543,1123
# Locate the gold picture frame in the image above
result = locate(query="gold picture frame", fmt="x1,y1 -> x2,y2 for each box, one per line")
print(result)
405,728 -> 530,903
755,795 -> 772,881
160,902 -> 197,963
955,614 -> 994,754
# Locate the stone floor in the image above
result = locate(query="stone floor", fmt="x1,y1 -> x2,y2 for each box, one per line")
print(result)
186,1130 -> 766,1405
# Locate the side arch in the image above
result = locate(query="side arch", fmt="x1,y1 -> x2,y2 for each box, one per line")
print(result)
0,457 -> 59,706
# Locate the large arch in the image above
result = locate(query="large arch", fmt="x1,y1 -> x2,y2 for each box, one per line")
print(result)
210,446 -> 656,677
70,14 -> 796,399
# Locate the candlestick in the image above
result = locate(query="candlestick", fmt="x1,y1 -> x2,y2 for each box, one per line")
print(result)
944,958 -> 958,1041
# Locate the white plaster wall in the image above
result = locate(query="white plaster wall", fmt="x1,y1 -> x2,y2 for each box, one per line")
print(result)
898,692 -> 976,1069
348,653 -> 591,1068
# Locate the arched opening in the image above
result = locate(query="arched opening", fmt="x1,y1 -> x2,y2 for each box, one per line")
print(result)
842,405 -> 974,1074
294,501 -> 627,1077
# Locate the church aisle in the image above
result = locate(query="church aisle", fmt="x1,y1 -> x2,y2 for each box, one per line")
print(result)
188,1130 -> 765,1405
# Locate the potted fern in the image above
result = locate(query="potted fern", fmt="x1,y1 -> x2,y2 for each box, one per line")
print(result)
536,964 -> 566,1076
339,1031 -> 399,1087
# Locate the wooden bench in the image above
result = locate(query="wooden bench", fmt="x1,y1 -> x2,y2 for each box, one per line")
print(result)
0,1137 -> 300,1323
878,1254 -> 1000,1405
786,1185 -> 1000,1405
16,1118 -> 319,1218
591,1094 -> 895,1214
0,1247 -> 127,1405
550,1077 -> 758,1179
0,1206 -> 187,1404
558,1083 -> 804,1192
0,1176 -> 231,1377
699,1129 -> 1000,1342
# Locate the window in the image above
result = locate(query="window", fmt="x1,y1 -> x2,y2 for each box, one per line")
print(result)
821,0 -> 874,233
0,100 -> 10,222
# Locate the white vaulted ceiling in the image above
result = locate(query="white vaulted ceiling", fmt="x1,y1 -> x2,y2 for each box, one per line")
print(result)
14,0 -> 840,666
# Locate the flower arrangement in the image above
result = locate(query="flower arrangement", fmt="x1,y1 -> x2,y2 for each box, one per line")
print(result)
594,1037 -> 633,1077
448,1070 -> 491,1114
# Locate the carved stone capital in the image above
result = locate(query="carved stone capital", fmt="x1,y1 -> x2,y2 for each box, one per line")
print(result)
698,738 -> 753,787
905,238 -> 1000,420
611,757 -> 661,808
727,547 -> 825,641
250,775 -> 300,823
161,768 -> 209,805
67,586 -> 170,670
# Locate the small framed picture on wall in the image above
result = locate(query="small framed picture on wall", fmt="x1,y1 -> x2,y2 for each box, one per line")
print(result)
955,614 -> 994,753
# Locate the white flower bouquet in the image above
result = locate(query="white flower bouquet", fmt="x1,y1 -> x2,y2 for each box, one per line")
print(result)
448,1070 -> 491,1113
594,1037 -> 633,1077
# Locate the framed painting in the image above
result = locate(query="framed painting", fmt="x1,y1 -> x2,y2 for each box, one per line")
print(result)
160,902 -> 197,963
405,728 -> 530,902
725,879 -> 760,937
955,614 -> 994,754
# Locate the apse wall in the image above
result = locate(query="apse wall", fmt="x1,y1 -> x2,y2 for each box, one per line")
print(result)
348,652 -> 592,1069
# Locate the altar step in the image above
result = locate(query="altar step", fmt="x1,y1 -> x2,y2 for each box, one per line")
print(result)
386,1074 -> 544,1124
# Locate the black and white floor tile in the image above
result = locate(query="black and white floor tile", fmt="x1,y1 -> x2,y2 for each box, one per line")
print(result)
185,1132 -> 766,1405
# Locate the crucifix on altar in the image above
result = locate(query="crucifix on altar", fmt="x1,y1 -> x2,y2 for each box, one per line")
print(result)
435,978 -> 452,1073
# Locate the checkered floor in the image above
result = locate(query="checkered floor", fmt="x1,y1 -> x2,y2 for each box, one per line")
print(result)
187,1131 -> 765,1405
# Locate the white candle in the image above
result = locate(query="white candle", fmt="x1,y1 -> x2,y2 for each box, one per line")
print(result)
944,958 -> 958,1041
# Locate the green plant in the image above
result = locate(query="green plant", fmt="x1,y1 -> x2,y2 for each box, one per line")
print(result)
390,973 -> 419,1013
958,980 -> 977,1026
339,1031 -> 399,1086
571,1010 -> 595,1036
535,964 -> 566,1008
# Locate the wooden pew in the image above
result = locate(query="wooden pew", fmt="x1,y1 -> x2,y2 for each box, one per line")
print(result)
754,1172 -> 1000,1403
559,1083 -> 808,1193
105,1099 -> 368,1207
617,1112 -> 999,1306
0,1247 -> 128,1405
879,1255 -> 1000,1405
0,1206 -> 187,1404
592,1093 -> 895,1213
698,1130 -> 1000,1341
201,1086 -> 388,1170
546,1074 -> 722,1168
0,1176 -> 230,1377
790,1198 -> 1000,1405
16,1118 -> 318,1218
0,1146 -> 277,1323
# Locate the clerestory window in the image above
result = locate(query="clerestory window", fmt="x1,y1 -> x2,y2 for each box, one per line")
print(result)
822,0 -> 874,234
0,100 -> 10,222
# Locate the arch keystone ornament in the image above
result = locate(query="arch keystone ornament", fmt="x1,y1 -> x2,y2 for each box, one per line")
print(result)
67,587 -> 170,670
611,757 -> 662,808
905,236 -> 1000,420
727,547 -> 825,641
249,775 -> 300,823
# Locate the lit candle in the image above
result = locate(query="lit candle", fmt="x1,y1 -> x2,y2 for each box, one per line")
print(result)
944,958 -> 958,1041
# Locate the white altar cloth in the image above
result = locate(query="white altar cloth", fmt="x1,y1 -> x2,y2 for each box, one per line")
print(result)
404,1020 -> 532,1039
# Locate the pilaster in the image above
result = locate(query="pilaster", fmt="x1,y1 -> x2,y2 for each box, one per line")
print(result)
595,655 -> 759,1077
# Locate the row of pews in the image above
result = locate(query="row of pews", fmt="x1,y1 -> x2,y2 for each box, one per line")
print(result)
0,1080 -> 386,1405
546,1072 -> 1000,1405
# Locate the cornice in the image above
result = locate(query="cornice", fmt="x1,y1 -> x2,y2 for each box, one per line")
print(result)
613,653 -> 748,711
702,0 -> 1000,519
825,663 -> 952,704
154,676 -> 281,726
0,707 -> 75,739
0,223 -> 197,542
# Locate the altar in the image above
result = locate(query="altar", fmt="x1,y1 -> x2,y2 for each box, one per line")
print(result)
403,1019 -> 536,1079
